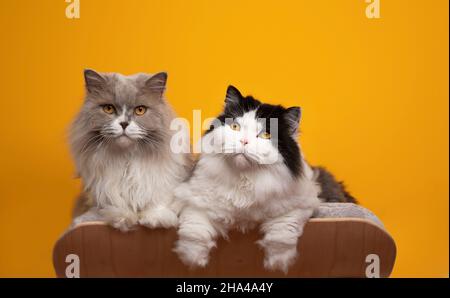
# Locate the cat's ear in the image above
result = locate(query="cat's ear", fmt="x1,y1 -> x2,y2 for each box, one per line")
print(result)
84,69 -> 106,94
285,107 -> 302,137
225,85 -> 243,106
144,72 -> 168,98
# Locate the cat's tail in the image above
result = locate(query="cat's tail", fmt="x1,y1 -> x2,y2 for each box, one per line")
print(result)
312,166 -> 358,204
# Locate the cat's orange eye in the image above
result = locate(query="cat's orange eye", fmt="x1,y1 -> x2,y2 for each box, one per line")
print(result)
135,106 -> 147,116
259,132 -> 271,139
230,122 -> 240,131
102,104 -> 115,114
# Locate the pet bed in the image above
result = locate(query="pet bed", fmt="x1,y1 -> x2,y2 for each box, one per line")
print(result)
53,203 -> 396,277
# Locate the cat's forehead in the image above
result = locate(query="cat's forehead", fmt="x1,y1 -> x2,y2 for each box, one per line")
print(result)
229,97 -> 285,121
111,75 -> 137,104
255,103 -> 285,120
235,111 -> 261,129
106,73 -> 148,106
235,110 -> 279,134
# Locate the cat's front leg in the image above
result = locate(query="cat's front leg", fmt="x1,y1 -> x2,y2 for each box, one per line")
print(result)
99,205 -> 140,232
139,204 -> 179,229
257,208 -> 314,273
173,206 -> 219,268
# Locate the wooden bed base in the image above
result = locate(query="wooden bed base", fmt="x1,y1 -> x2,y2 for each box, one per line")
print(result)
53,218 -> 396,278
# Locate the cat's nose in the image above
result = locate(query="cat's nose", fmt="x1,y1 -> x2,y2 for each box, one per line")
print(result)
240,138 -> 249,145
120,122 -> 129,129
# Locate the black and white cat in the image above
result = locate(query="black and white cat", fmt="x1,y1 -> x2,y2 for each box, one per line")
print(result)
173,85 -> 355,273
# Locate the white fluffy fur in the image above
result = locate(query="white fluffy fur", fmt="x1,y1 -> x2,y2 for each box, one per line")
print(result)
73,142 -> 188,231
174,112 -> 321,273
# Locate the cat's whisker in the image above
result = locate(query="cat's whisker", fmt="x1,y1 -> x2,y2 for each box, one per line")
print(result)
79,133 -> 104,155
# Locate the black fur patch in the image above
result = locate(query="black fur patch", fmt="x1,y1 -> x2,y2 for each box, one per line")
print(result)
314,167 -> 357,203
207,85 -> 302,178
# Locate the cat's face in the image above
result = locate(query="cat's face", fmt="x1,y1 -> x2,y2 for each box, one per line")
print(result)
71,70 -> 171,155
205,86 -> 302,177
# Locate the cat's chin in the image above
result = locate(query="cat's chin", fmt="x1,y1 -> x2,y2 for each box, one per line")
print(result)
115,135 -> 134,148
229,153 -> 255,170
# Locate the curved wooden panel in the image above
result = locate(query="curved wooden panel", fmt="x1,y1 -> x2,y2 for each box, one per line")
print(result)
53,218 -> 396,277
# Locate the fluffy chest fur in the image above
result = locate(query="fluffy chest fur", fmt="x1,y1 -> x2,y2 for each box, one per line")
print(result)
176,154 -> 320,226
82,149 -> 185,212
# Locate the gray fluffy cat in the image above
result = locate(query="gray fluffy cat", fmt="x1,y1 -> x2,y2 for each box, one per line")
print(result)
70,70 -> 191,231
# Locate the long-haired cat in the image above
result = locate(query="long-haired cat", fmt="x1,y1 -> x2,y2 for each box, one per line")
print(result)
173,86 -> 355,273
70,70 -> 191,231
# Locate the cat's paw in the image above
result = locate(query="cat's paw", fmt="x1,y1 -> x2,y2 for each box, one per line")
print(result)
110,217 -> 139,232
262,248 -> 297,273
99,207 -> 139,232
257,240 -> 298,274
173,239 -> 211,268
139,206 -> 178,229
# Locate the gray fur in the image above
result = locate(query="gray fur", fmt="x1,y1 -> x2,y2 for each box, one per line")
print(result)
69,70 -> 192,230
71,70 -> 172,160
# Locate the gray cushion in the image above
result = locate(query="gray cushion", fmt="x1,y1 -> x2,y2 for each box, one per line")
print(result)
73,203 -> 384,228
313,203 -> 384,228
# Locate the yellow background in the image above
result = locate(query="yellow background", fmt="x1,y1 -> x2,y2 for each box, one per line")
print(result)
0,0 -> 448,277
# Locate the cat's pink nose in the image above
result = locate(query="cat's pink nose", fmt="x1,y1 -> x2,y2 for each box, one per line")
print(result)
240,138 -> 249,145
